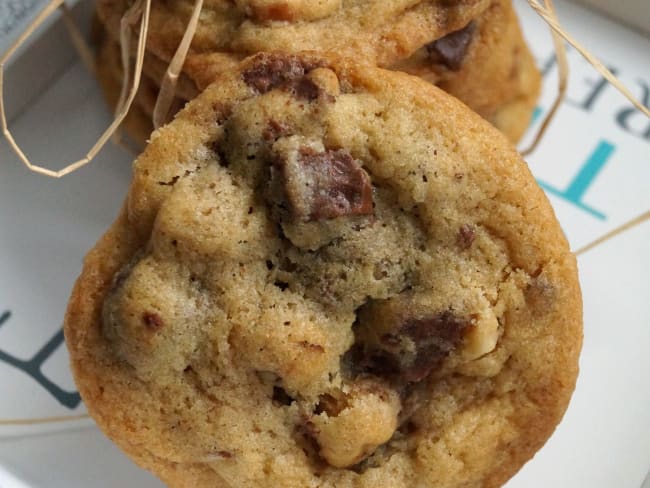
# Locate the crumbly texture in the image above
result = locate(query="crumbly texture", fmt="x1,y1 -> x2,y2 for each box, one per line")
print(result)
487,40 -> 542,143
66,53 -> 582,488
94,0 -> 540,143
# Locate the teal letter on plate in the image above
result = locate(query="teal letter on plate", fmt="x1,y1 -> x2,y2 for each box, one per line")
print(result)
0,311 -> 81,409
537,140 -> 613,220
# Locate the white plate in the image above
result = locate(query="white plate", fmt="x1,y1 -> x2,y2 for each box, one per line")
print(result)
1,0 -> 648,486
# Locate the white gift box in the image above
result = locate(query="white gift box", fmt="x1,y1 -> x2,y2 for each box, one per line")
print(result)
0,0 -> 648,486
573,0 -> 650,35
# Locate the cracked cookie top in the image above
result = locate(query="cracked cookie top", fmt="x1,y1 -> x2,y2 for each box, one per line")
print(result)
65,53 -> 582,488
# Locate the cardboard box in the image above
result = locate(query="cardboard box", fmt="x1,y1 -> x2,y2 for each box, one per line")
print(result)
1,0 -> 648,486
571,0 -> 650,35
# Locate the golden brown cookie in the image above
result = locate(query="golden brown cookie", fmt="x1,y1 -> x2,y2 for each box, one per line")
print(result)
94,0 -> 540,143
66,53 -> 581,488
392,0 -> 541,142
96,0 -> 492,79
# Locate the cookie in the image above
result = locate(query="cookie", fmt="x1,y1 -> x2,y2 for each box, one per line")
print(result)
96,0 -> 492,80
66,53 -> 582,488
487,41 -> 542,143
391,0 -> 541,142
94,0 -> 540,143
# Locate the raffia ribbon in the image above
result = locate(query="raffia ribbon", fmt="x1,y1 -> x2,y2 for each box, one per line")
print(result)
0,0 -> 152,177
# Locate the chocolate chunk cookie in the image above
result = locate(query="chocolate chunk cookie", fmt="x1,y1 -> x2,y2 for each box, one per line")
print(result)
66,53 -> 582,488
94,0 -> 539,143
392,0 -> 541,142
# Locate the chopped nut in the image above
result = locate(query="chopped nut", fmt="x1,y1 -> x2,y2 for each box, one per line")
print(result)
525,275 -> 556,314
310,382 -> 400,468
462,309 -> 499,361
306,67 -> 340,98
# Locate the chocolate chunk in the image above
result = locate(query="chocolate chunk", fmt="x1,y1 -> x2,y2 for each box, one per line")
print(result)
274,280 -> 290,291
290,77 -> 321,101
242,54 -> 324,100
276,147 -> 373,221
142,312 -> 164,331
314,393 -> 348,416
272,386 -> 295,406
263,119 -> 290,142
399,312 -> 468,381
359,312 -> 469,383
298,340 -> 325,353
426,22 -> 476,71
457,224 -> 476,250
243,54 -> 305,93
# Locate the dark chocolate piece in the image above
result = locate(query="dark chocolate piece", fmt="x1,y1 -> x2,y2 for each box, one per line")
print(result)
397,312 -> 468,381
276,147 -> 373,221
242,53 -> 324,101
291,78 -> 322,101
358,311 -> 469,383
426,22 -> 476,71
457,224 -> 476,250
142,312 -> 164,331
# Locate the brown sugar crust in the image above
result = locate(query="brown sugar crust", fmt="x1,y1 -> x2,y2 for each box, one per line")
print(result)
66,53 -> 581,488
